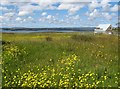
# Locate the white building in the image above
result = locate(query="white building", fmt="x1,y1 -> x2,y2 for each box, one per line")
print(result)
94,24 -> 112,34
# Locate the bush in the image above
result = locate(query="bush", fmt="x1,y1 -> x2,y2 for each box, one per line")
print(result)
0,40 -> 11,45
45,36 -> 53,41
71,34 -> 94,42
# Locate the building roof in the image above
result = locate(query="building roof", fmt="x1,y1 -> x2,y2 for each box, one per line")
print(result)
96,24 -> 111,31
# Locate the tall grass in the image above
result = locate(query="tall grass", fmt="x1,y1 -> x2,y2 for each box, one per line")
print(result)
2,33 -> 118,88
71,34 -> 95,42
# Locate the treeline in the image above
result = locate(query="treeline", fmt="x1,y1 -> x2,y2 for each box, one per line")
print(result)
112,27 -> 120,32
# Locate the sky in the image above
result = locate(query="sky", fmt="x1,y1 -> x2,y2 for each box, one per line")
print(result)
0,0 -> 119,28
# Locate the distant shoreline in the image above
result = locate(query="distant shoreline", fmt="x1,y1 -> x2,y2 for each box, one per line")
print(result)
0,27 -> 95,33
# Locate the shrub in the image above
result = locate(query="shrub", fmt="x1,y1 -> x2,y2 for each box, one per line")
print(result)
45,36 -> 53,41
0,40 -> 11,45
71,34 -> 94,42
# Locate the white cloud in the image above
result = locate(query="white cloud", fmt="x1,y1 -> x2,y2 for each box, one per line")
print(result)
58,3 -> 84,14
18,11 -> 30,16
30,0 -> 57,10
19,4 -> 40,11
111,5 -> 118,12
37,0 -> 56,5
0,7 -> 9,11
16,17 -> 22,21
41,12 -> 47,16
0,0 -> 118,27
88,9 -> 100,19
67,15 -> 80,20
0,16 -> 5,21
102,4 -> 111,11
101,0 -> 111,5
88,0 -> 100,11
3,0 -> 116,17
69,5 -> 83,15
0,0 -> 10,5
111,13 -> 117,17
39,14 -> 57,24
1,12 -> 15,21
73,15 -> 80,20
61,0 -> 85,3
87,8 -> 113,21
46,15 -> 53,19
88,0 -> 113,12
102,13 -> 112,20
18,4 -> 41,16
100,0 -> 111,11
58,3 -> 73,10
39,18 -> 44,22
28,16 -> 33,20
23,19 -> 26,22
4,12 -> 15,17
0,13 -> 12,22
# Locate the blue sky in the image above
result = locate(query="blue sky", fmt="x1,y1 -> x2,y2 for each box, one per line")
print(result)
0,0 -> 119,28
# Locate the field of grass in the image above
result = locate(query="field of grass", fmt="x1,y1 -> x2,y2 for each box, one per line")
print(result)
1,32 -> 119,88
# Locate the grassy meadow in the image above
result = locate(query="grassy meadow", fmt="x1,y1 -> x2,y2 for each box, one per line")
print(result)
1,32 -> 119,88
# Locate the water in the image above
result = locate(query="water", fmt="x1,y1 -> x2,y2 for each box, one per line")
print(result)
0,28 -> 95,33
1,30 -> 77,33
